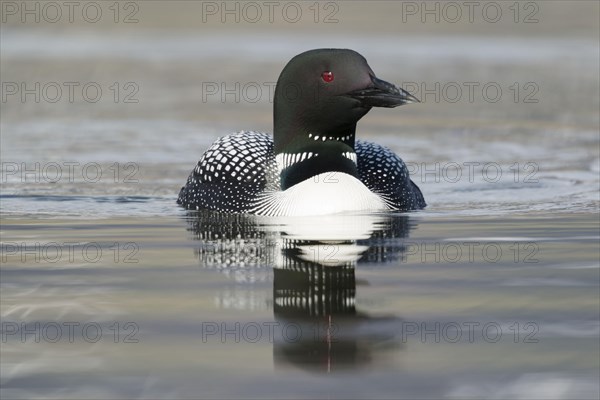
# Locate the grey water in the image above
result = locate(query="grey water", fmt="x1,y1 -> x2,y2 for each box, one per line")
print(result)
1,2 -> 599,399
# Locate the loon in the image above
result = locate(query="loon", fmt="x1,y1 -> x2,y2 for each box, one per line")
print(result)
178,49 -> 426,216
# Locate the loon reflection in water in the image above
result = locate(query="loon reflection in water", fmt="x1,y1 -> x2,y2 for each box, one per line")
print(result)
183,211 -> 418,372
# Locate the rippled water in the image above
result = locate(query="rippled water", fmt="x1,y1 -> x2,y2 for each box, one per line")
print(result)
1,3 -> 599,399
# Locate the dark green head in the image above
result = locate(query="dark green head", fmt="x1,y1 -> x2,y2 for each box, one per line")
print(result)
273,48 -> 418,155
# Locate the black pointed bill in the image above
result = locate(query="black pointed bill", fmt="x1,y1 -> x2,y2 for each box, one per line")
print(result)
347,76 -> 420,108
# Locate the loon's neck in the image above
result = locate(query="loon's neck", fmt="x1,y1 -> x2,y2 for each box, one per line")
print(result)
274,125 -> 358,190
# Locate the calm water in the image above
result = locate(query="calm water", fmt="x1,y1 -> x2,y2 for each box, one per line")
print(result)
1,2 -> 599,399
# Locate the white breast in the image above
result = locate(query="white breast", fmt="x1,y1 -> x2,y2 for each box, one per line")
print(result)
251,172 -> 389,216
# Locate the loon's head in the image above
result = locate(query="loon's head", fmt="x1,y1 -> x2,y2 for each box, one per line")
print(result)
273,48 -> 418,189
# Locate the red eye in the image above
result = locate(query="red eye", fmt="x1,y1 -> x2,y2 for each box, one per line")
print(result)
321,71 -> 334,83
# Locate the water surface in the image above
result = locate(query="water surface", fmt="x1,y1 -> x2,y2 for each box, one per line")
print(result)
1,2 -> 599,399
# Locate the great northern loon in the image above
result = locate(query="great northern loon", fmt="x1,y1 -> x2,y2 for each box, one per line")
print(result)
178,49 -> 425,216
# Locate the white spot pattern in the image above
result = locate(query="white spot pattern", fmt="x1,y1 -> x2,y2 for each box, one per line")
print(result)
342,152 -> 357,164
308,133 -> 352,142
275,151 -> 317,173
177,131 -> 425,214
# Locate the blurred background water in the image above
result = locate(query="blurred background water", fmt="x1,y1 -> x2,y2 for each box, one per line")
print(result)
1,1 -> 599,399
